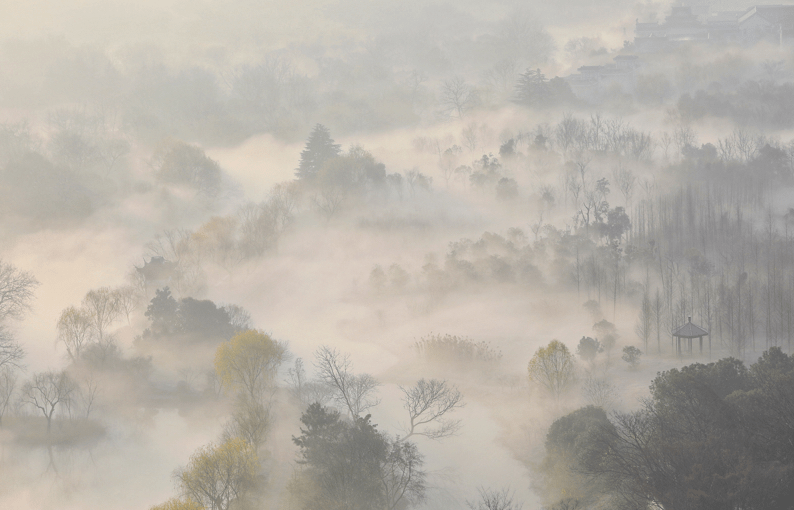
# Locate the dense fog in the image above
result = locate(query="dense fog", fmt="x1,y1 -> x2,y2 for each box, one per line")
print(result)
2,1 -> 794,509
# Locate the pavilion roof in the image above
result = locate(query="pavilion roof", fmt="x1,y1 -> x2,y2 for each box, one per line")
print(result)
673,318 -> 709,338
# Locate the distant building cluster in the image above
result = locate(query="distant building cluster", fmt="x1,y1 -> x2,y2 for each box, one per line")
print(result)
563,2 -> 794,102
635,2 -> 794,52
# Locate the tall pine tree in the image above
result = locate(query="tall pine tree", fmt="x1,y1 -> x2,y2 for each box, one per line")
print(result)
512,68 -> 551,107
295,124 -> 341,180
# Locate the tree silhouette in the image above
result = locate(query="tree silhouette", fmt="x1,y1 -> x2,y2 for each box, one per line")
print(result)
295,124 -> 341,180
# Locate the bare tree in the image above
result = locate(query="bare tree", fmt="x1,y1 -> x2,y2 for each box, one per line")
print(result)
635,291 -> 654,354
286,357 -> 334,408
731,128 -> 759,163
381,440 -> 427,510
0,260 -> 39,322
658,131 -> 673,161
482,59 -> 518,102
582,375 -> 619,410
269,181 -> 300,230
113,285 -> 138,324
78,372 -> 99,419
612,164 -> 636,207
461,122 -> 481,152
312,185 -> 346,221
97,137 -> 131,177
565,169 -> 583,207
20,370 -> 76,433
399,379 -> 464,440
238,201 -> 279,258
673,125 -> 697,159
56,306 -> 96,361
222,393 -> 271,451
314,346 -> 380,417
555,114 -> 584,156
467,487 -> 523,510
82,287 -> 121,343
405,169 -> 433,199
0,366 -> 16,426
440,76 -> 479,119
0,325 -> 24,370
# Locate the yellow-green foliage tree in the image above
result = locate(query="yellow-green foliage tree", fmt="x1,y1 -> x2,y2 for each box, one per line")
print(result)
149,497 -> 203,510
175,437 -> 259,510
528,340 -> 576,400
214,329 -> 288,400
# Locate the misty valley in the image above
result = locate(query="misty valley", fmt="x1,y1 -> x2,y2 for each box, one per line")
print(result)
2,1 -> 794,509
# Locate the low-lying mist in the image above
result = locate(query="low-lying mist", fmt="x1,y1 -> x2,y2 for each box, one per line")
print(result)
4,0 -> 794,509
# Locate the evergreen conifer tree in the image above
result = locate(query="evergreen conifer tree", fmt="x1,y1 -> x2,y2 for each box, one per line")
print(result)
512,68 -> 551,107
295,124 -> 341,180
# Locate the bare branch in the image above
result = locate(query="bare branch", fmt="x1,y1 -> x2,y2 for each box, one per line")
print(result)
467,487 -> 523,510
20,370 -> 76,433
0,325 -> 24,370
314,346 -> 380,417
0,260 -> 39,322
399,378 -> 464,440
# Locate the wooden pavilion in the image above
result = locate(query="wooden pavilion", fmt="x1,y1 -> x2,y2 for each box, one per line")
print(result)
672,316 -> 710,356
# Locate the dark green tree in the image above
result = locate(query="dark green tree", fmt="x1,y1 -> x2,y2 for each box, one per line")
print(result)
290,403 -> 425,510
176,297 -> 235,340
537,406 -> 615,508
142,288 -> 235,342
576,336 -> 602,363
296,124 -> 341,181
567,351 -> 794,509
513,68 -> 551,107
145,287 -> 178,335
513,71 -> 576,109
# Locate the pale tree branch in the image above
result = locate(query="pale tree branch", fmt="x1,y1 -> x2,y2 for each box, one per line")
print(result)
399,378 -> 464,441
314,346 -> 380,417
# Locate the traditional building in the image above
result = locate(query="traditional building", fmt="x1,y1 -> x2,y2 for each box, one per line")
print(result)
672,316 -> 710,357
634,3 -> 794,52
739,5 -> 794,45
136,256 -> 178,293
565,55 -> 641,102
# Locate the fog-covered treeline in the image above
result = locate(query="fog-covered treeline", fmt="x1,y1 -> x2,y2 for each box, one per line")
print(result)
5,0 -> 794,509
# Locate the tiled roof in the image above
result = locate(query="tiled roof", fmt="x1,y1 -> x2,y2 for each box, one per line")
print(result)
740,5 -> 794,27
673,319 -> 709,338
